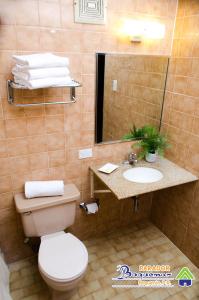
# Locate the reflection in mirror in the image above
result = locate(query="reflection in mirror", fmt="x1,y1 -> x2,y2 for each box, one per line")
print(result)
95,53 -> 169,144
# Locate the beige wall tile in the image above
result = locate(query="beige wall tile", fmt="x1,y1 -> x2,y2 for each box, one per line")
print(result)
178,38 -> 194,57
0,176 -> 12,194
39,1 -> 61,28
64,113 -> 82,132
0,0 -> 178,263
5,118 -> 27,138
6,138 -> 28,157
173,76 -> 188,94
23,105 -> 44,118
192,117 -> 199,136
0,120 -> 6,139
0,192 -> 13,210
192,39 -> 199,56
31,168 -> 49,181
175,58 -> 193,76
0,102 -> 3,119
152,0 -> 199,268
29,152 -> 49,171
16,26 -> 40,51
0,158 -> 11,176
0,25 -> 17,51
186,77 -> 199,97
182,16 -> 199,38
45,101 -> 64,115
11,172 -> 31,191
60,0 -> 82,30
2,99 -> 25,120
45,115 -> 64,133
0,0 -> 16,25
27,135 -> 47,154
171,94 -> 196,115
48,150 -> 65,167
15,0 -> 39,26
184,0 -> 199,16
0,140 -> 7,158
40,28 -> 61,52
47,133 -> 65,151
9,156 -> 30,174
49,166 -> 65,180
27,117 -> 45,136
182,229 -> 199,268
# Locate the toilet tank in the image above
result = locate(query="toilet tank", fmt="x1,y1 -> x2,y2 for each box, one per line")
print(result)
14,184 -> 80,237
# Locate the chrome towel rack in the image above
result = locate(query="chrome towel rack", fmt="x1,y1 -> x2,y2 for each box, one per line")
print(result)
7,80 -> 81,107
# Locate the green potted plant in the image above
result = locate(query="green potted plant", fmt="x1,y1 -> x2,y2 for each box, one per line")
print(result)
122,124 -> 146,141
123,125 -> 170,163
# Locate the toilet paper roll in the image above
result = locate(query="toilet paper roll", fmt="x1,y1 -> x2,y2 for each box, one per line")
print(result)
86,203 -> 99,214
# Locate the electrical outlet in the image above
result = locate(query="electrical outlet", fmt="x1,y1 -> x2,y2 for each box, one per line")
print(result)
79,148 -> 93,159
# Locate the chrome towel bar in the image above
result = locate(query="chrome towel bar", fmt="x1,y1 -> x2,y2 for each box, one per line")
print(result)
7,80 -> 81,107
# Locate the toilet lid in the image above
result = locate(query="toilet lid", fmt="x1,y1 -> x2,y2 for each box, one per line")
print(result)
38,232 -> 88,282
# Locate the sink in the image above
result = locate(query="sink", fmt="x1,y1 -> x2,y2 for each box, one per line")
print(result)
123,167 -> 163,183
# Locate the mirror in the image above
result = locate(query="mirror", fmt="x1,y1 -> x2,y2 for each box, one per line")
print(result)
95,53 -> 169,144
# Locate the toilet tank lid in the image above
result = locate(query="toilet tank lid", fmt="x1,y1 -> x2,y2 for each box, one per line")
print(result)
14,184 -> 80,213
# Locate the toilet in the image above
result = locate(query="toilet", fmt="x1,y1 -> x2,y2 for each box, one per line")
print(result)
14,184 -> 88,292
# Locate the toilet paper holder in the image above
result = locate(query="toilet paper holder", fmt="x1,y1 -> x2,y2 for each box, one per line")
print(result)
79,199 -> 100,215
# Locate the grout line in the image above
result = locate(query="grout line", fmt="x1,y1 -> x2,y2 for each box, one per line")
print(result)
170,0 -> 179,56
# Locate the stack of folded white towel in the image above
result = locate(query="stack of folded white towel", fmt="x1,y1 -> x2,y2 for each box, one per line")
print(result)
12,53 -> 75,89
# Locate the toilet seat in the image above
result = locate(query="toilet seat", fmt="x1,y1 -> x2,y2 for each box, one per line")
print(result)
38,231 -> 88,282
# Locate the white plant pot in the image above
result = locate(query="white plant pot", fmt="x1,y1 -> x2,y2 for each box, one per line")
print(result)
145,152 -> 157,163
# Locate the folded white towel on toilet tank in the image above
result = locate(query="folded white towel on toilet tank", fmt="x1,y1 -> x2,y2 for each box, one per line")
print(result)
25,181 -> 65,199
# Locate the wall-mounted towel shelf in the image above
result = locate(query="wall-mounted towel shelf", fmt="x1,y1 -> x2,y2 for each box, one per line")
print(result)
7,80 -> 81,107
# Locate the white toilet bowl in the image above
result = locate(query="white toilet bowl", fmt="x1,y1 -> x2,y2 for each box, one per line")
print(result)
14,184 -> 87,293
38,231 -> 88,292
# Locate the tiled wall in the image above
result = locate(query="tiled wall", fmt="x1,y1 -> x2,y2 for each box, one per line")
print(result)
0,0 -> 177,262
103,54 -> 168,141
151,0 -> 199,267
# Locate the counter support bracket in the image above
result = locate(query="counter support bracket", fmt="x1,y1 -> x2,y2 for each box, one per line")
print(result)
90,169 -> 112,199
132,196 -> 140,212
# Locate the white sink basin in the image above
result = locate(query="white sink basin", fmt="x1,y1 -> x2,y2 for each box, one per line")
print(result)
123,167 -> 163,183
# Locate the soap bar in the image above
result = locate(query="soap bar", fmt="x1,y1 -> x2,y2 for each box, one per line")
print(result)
98,163 -> 119,174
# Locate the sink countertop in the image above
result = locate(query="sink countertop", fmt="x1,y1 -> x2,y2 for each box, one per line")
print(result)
90,158 -> 198,200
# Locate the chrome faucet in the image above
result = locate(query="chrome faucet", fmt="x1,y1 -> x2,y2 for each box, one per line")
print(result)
128,152 -> 138,165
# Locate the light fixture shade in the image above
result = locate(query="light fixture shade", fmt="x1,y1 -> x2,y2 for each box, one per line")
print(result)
121,19 -> 166,42
144,21 -> 165,39
122,20 -> 144,42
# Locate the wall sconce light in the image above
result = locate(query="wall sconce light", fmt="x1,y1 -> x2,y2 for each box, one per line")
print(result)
121,19 -> 165,43
144,21 -> 165,39
122,20 -> 144,42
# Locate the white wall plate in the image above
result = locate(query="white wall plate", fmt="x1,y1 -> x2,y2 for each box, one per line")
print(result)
79,148 -> 93,159
74,0 -> 107,25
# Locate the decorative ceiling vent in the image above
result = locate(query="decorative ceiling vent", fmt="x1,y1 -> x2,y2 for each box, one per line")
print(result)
74,0 -> 107,25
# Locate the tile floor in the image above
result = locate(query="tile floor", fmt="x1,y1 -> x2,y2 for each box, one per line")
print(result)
10,222 -> 199,300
